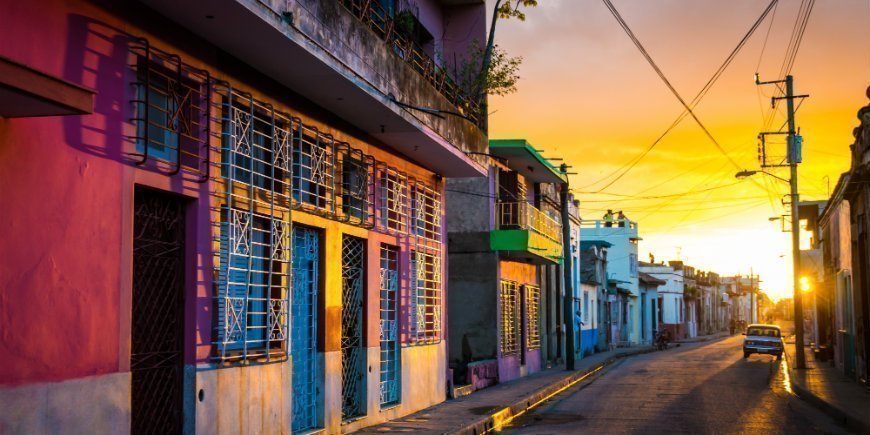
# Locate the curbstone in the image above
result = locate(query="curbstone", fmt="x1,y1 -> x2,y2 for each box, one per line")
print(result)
450,347 -> 656,435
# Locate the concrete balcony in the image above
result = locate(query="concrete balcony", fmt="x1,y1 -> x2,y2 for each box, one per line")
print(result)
580,219 -> 640,241
138,0 -> 487,177
490,201 -> 563,265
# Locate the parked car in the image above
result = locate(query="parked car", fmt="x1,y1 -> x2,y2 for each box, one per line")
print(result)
742,324 -> 784,359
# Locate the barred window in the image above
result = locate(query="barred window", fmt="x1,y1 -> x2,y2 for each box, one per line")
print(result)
411,182 -> 441,242
379,245 -> 401,406
293,125 -> 335,214
338,145 -> 374,227
131,43 -> 209,175
212,84 -> 292,363
378,167 -> 408,234
214,208 -> 290,361
221,99 -> 293,209
408,249 -> 441,344
500,280 -> 520,355
525,284 -> 541,350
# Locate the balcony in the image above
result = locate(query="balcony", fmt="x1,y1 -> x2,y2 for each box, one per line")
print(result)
138,0 -> 487,177
490,202 -> 563,264
580,219 -> 640,241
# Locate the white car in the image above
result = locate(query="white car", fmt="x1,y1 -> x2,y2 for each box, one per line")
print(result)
743,324 -> 784,359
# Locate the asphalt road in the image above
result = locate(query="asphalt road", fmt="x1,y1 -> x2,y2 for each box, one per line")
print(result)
500,336 -> 852,434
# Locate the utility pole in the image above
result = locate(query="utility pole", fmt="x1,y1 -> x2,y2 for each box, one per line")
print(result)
756,74 -> 807,369
560,163 -> 576,370
785,75 -> 806,369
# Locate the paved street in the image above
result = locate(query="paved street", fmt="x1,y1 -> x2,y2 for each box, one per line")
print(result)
501,336 -> 852,434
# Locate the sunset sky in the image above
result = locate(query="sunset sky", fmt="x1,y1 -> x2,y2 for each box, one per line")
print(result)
487,0 -> 870,300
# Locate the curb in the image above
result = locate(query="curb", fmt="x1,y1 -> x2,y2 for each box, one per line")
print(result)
789,380 -> 870,434
783,340 -> 870,434
451,347 -> 656,435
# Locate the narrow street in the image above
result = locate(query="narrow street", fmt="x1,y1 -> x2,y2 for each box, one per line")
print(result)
501,336 -> 851,434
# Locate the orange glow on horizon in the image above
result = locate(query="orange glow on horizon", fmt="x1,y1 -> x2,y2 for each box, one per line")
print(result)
487,0 -> 869,301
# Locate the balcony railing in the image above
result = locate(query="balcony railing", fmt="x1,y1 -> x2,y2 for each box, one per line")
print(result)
496,202 -> 562,244
340,0 -> 483,128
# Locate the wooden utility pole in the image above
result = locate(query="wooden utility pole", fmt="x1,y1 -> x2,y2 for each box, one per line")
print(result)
755,74 -> 808,369
560,163 -> 576,370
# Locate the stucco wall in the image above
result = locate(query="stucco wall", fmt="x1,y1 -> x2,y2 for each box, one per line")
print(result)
0,372 -> 130,434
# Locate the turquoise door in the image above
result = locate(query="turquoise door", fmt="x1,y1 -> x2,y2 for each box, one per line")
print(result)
292,227 -> 321,432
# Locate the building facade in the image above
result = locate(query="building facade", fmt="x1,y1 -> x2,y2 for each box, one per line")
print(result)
446,139 -> 566,390
821,173 -> 858,378
841,87 -> 870,385
583,219 -> 641,345
580,240 -> 610,354
0,0 -> 488,432
640,261 -> 686,340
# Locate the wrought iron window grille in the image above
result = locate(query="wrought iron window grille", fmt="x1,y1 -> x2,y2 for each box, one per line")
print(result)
376,163 -> 409,235
211,82 -> 293,363
337,143 -> 375,228
410,180 -> 442,244
408,247 -> 442,345
500,280 -> 521,355
129,38 -> 211,181
378,244 -> 401,407
293,125 -> 337,216
525,284 -> 541,350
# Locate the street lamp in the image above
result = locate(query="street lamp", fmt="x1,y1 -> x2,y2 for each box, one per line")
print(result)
735,169 -> 789,183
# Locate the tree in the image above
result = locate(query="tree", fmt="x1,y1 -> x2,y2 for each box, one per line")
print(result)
469,0 -> 538,104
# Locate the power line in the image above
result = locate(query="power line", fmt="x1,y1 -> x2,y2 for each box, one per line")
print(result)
594,0 -> 777,194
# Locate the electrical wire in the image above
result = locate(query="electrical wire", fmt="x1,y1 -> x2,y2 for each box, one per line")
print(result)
582,0 -> 778,194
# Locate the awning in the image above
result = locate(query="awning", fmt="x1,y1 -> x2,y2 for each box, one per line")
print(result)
489,139 -> 567,184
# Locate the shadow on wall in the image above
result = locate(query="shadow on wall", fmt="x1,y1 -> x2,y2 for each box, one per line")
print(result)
61,13 -> 213,363
62,14 -> 130,164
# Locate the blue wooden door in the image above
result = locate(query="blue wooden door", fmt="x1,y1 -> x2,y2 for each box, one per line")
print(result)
291,226 -> 320,432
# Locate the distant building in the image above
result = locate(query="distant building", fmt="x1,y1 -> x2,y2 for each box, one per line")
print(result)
582,240 -> 612,352
640,262 -> 687,340
582,218 -> 642,346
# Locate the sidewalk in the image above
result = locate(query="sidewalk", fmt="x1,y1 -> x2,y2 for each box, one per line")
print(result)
785,340 -> 870,434
354,346 -> 657,434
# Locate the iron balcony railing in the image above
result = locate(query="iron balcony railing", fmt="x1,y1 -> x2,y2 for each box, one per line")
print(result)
496,202 -> 562,245
340,0 -> 483,128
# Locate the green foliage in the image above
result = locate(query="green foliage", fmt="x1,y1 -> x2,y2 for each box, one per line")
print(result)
496,0 -> 539,21
393,10 -> 416,38
460,41 -> 523,97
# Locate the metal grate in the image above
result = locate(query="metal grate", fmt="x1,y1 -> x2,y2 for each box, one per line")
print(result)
130,38 -> 210,180
292,226 -> 321,432
411,181 -> 442,243
499,280 -> 520,355
409,248 -> 442,344
379,245 -> 401,407
525,284 -> 541,350
293,125 -> 336,215
338,0 -> 484,128
377,165 -> 409,234
131,188 -> 185,434
337,143 -> 375,227
341,236 -> 367,420
212,83 -> 293,363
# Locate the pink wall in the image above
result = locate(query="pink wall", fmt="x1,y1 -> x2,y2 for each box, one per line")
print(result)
0,0 -> 216,385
